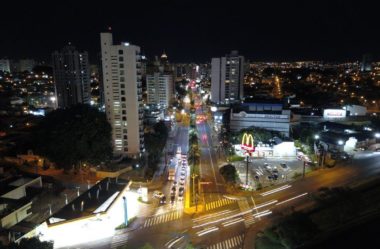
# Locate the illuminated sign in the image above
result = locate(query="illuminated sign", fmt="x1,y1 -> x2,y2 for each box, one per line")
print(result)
241,133 -> 255,154
323,109 -> 346,118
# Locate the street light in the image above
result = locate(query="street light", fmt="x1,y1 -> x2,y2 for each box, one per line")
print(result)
314,134 -> 320,140
375,133 -> 380,138
338,140 -> 344,145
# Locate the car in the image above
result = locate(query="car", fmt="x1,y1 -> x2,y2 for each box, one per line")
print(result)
171,186 -> 176,193
181,170 -> 186,176
272,169 -> 279,174
179,180 -> 185,186
172,181 -> 177,186
170,194 -> 175,204
280,163 -> 288,169
160,196 -> 166,204
264,163 -> 272,171
179,187 -> 184,194
180,175 -> 185,181
178,193 -> 183,201
267,175 -> 273,180
272,174 -> 278,180
153,191 -> 164,199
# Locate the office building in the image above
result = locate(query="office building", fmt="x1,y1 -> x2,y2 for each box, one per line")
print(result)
0,59 -> 10,73
211,50 -> 244,103
100,32 -> 144,157
52,45 -> 91,108
229,100 -> 291,137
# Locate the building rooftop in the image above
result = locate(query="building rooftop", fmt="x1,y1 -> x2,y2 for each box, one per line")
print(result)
48,178 -> 127,223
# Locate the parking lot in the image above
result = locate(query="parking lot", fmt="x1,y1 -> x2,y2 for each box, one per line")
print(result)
233,157 -> 304,189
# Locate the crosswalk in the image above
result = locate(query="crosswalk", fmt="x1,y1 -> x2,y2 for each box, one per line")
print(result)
205,198 -> 236,211
143,209 -> 183,228
206,234 -> 244,249
237,199 -> 255,227
110,233 -> 128,249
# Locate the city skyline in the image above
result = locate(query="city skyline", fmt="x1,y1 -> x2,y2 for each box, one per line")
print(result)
0,0 -> 380,62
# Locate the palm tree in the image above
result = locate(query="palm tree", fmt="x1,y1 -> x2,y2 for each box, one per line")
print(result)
188,144 -> 201,166
189,131 -> 198,145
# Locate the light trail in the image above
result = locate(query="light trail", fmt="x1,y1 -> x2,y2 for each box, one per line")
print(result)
196,226 -> 219,236
165,235 -> 184,248
192,209 -> 233,222
275,192 -> 308,206
260,184 -> 292,196
222,217 -> 245,227
254,200 -> 278,209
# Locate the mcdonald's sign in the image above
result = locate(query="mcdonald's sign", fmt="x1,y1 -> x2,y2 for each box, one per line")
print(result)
241,133 -> 255,153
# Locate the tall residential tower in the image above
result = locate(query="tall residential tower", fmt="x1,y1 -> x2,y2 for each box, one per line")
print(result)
52,45 -> 91,108
100,32 -> 144,157
211,50 -> 244,104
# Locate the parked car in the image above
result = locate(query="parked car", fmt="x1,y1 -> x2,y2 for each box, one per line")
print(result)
160,196 -> 166,204
153,191 -> 164,199
280,163 -> 288,169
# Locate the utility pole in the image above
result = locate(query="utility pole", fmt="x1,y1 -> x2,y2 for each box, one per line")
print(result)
246,155 -> 249,186
302,161 -> 306,178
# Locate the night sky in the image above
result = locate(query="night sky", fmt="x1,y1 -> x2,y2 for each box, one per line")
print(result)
0,0 -> 379,63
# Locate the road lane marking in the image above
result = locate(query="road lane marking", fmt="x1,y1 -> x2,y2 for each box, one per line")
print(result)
275,192 -> 308,206
260,184 -> 292,196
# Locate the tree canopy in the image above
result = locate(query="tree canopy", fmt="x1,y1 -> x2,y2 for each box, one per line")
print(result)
32,104 -> 112,170
4,237 -> 53,249
219,164 -> 237,184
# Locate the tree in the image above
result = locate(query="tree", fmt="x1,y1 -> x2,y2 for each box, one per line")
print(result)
31,104 -> 112,170
219,164 -> 237,184
7,237 -> 53,249
189,131 -> 198,145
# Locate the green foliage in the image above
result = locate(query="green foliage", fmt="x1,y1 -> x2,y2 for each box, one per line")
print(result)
32,104 -> 112,170
275,212 -> 319,249
292,172 -> 302,179
256,236 -> 285,249
312,187 -> 361,228
227,155 -> 244,162
144,121 -> 169,178
138,243 -> 154,249
219,164 -> 237,184
7,237 -> 53,249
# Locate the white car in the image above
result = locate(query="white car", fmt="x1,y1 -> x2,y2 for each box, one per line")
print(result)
153,191 -> 164,199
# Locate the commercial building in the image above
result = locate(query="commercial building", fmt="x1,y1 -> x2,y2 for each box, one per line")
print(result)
52,45 -> 91,108
100,32 -> 144,157
211,50 -> 244,103
0,176 -> 42,230
229,100 -> 291,137
0,59 -> 10,73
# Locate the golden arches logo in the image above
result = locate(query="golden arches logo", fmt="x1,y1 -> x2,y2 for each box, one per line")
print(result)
241,133 -> 255,152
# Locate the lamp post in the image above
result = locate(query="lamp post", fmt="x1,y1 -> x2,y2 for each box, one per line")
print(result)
123,196 -> 128,226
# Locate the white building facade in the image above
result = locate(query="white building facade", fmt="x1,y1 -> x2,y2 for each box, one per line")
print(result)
100,32 -> 144,157
211,51 -> 244,103
0,59 -> 10,73
146,72 -> 173,108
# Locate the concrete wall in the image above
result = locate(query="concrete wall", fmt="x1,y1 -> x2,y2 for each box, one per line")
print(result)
1,202 -> 32,229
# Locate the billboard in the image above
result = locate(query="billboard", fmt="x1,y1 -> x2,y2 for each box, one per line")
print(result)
323,109 -> 346,118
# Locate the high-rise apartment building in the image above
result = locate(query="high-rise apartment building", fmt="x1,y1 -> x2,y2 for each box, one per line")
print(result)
211,50 -> 244,104
0,59 -> 10,73
100,32 -> 144,157
147,71 -> 173,108
52,45 -> 91,108
19,59 -> 36,72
